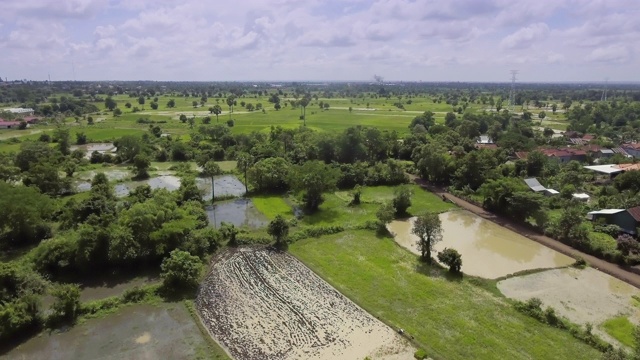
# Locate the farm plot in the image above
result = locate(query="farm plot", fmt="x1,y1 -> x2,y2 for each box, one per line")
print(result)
196,247 -> 414,360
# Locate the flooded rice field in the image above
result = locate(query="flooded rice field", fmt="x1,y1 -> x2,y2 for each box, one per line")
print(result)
498,267 -> 640,345
69,143 -> 117,159
1,304 -> 211,360
196,247 -> 414,360
76,173 -> 246,199
205,198 -> 269,229
198,175 -> 246,200
387,210 -> 574,278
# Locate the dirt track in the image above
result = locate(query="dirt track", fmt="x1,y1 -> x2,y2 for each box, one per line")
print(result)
411,176 -> 640,289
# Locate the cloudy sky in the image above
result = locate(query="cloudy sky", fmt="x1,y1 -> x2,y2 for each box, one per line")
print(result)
0,0 -> 638,82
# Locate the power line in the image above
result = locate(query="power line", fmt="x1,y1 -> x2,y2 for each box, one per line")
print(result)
509,70 -> 518,112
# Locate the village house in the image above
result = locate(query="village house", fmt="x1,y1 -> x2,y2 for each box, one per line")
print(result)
0,121 -> 23,129
622,143 -> 640,158
587,207 -> 640,235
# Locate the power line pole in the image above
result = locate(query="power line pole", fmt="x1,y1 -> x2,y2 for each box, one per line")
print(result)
601,77 -> 609,101
509,70 -> 518,112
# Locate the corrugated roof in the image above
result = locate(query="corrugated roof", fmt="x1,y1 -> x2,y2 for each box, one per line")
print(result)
524,178 -> 546,192
584,164 -> 625,174
628,206 -> 640,222
588,209 -> 625,215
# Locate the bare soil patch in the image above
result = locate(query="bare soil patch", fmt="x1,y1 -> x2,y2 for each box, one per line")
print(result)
196,247 -> 414,360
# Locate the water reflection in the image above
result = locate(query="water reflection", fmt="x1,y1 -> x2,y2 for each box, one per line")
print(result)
205,199 -> 268,229
387,210 -> 574,279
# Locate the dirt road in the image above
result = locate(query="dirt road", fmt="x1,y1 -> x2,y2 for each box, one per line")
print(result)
411,177 -> 640,289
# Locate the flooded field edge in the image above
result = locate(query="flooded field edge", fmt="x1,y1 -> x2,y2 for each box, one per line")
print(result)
387,210 -> 575,279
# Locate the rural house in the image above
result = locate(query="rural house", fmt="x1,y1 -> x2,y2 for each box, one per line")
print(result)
622,143 -> 640,158
586,207 -> 640,235
0,121 -> 22,129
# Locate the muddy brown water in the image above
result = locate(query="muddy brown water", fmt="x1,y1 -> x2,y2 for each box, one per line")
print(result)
387,210 -> 575,279
205,198 -> 269,229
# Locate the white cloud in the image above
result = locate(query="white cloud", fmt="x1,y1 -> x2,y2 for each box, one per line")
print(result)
0,0 -> 639,81
586,44 -> 631,63
501,23 -> 550,50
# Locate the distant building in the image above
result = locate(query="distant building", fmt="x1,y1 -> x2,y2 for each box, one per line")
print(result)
0,121 -> 23,129
477,135 -> 494,144
4,108 -> 34,116
622,143 -> 640,158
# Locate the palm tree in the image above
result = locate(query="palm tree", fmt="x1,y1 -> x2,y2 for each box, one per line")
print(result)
226,95 -> 236,121
212,105 -> 222,122
299,95 -> 310,126
236,152 -> 253,194
202,161 -> 223,204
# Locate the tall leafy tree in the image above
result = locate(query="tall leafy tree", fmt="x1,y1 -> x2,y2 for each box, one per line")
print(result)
236,152 -> 253,194
412,212 -> 443,262
267,215 -> 290,247
288,161 -> 340,211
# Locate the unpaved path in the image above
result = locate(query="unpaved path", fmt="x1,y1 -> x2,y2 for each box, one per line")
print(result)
411,176 -> 640,289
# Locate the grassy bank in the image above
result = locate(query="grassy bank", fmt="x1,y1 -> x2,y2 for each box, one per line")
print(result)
289,230 -> 601,360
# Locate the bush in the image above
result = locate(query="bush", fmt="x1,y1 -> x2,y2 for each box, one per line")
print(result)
414,349 -> 428,359
122,286 -> 147,303
437,248 -> 462,273
393,185 -> 413,215
160,250 -> 203,292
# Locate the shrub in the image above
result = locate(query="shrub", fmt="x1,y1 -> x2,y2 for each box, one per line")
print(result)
437,248 -> 462,273
414,349 -> 428,360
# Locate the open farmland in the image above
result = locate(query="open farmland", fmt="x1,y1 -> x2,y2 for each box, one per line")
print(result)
196,247 -> 414,360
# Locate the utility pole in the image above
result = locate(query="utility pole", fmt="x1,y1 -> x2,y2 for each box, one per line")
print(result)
509,70 -> 518,112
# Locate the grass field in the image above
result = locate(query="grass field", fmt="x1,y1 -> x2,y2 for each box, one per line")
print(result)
602,316 -> 635,347
304,185 -> 455,227
251,195 -> 294,220
289,230 -> 601,360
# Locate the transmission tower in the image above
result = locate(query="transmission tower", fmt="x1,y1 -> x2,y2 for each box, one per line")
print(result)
601,77 -> 609,101
509,70 -> 518,112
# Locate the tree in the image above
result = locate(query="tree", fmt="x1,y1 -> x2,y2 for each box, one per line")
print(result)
236,152 -> 252,194
412,213 -> 443,262
220,222 -> 239,246
125,102 -> 132,109
54,126 -> 71,155
393,185 -> 413,215
133,154 -> 151,179
212,104 -> 222,122
187,116 -> 195,129
138,96 -> 145,106
0,182 -> 53,248
538,111 -> 546,120
50,284 -> 81,322
551,104 -> 557,114
167,99 -> 176,108
350,184 -> 362,205
75,132 -> 87,145
160,249 -> 203,292
437,248 -> 462,273
192,100 -> 198,108
114,135 -> 142,162
105,96 -> 117,111
226,95 -> 236,120
349,106 -> 353,113
179,114 -> 188,123
267,215 -> 289,247
274,103 -> 281,111
150,102 -> 159,110
376,202 -> 395,231
202,161 -> 223,204
299,96 -> 310,125
113,108 -> 122,117
289,161 -> 340,211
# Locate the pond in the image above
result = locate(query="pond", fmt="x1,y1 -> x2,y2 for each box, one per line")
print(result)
198,175 -> 246,200
205,198 -> 269,229
69,143 -> 116,159
76,174 -> 246,199
386,210 -> 575,279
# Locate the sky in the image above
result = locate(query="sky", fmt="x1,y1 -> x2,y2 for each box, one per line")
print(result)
0,0 -> 638,82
